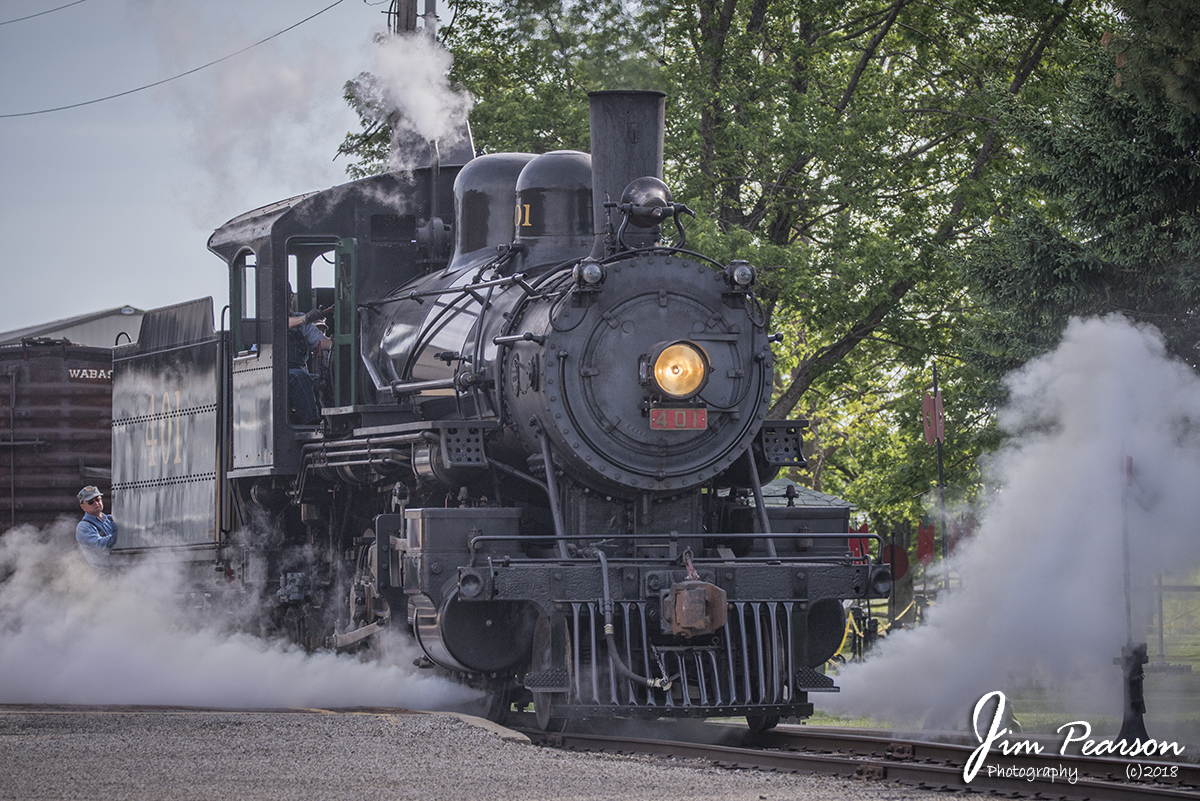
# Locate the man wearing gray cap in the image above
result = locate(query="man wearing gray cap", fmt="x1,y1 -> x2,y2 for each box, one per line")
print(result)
76,486 -> 117,567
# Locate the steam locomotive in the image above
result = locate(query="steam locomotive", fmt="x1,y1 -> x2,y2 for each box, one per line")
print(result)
109,91 -> 891,729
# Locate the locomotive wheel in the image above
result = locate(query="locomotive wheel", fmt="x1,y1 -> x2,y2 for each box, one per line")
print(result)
481,684 -> 512,725
746,714 -> 780,734
281,607 -> 311,651
533,691 -> 566,732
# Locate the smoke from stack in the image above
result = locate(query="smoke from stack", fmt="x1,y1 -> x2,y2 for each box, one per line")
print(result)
344,33 -> 474,172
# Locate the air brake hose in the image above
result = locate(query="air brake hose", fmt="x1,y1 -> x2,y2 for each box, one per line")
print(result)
595,550 -> 672,691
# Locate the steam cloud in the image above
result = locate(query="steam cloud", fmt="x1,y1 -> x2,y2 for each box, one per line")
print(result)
0,523 -> 477,710
345,33 -> 474,171
822,316 -> 1200,729
1,8 -> 484,710
133,2 -> 474,221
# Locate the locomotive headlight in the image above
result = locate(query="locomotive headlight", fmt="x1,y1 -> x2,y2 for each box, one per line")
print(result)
724,260 -> 756,288
650,341 -> 710,399
574,259 -> 605,286
869,565 -> 893,598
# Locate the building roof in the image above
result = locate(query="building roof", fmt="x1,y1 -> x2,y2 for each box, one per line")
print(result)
761,477 -> 856,508
0,306 -> 144,348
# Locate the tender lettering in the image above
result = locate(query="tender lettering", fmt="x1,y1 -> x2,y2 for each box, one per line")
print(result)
145,389 -> 185,467
67,368 -> 112,380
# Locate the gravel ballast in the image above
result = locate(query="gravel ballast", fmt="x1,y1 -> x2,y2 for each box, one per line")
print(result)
0,707 -> 971,800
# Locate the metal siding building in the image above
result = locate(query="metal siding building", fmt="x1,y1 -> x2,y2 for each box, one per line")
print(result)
0,306 -> 144,349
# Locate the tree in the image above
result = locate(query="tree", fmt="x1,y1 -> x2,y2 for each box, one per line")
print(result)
338,0 -> 664,174
1110,0 -> 1200,116
442,0 -> 662,154
960,0 -> 1200,376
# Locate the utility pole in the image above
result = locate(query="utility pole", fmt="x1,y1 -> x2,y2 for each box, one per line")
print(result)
389,0 -> 437,37
422,0 -> 438,38
1115,455 -> 1149,743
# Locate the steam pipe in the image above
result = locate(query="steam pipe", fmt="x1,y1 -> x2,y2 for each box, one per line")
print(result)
361,273 -> 534,310
744,449 -> 778,558
390,377 -> 457,396
596,550 -> 671,690
486,458 -> 548,494
537,430 -> 571,559
299,431 -> 438,455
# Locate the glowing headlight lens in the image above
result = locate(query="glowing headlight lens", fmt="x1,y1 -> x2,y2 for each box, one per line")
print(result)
653,342 -> 709,398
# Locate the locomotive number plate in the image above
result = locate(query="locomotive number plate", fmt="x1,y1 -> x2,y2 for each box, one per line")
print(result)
650,407 -> 708,430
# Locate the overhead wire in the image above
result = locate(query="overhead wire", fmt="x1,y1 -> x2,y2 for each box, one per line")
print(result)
0,0 -> 349,118
0,0 -> 90,26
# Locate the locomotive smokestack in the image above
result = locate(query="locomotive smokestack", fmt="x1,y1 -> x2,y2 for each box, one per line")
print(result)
588,90 -> 667,255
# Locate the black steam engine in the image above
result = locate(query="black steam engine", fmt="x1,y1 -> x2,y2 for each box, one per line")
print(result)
109,91 -> 891,729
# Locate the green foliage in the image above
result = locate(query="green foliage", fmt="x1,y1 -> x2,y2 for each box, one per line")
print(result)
1109,0 -> 1200,117
339,1 -> 666,174
337,70 -> 395,180
441,0 -> 664,154
645,0 -> 1104,525
961,27 -> 1200,375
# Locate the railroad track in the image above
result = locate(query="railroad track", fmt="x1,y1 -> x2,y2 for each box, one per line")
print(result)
511,716 -> 1200,801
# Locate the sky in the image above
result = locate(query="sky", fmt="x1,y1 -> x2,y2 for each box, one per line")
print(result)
0,0 -> 406,335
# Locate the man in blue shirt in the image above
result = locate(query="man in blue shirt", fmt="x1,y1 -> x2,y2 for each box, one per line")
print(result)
75,486 -> 117,567
287,286 -> 332,425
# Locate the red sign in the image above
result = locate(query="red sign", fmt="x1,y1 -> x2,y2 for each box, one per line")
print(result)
922,391 -> 945,445
917,521 -> 936,566
650,407 -> 707,430
881,544 -> 909,581
849,522 -> 869,560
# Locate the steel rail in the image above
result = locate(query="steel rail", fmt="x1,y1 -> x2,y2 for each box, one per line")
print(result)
745,724 -> 1200,788
514,720 -> 1200,801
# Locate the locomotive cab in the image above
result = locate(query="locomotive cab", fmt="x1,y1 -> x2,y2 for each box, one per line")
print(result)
209,162 -> 468,475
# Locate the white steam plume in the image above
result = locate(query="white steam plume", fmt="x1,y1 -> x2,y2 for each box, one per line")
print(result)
0,523 -> 477,710
134,1 -> 474,221
822,316 -> 1200,729
345,33 -> 474,171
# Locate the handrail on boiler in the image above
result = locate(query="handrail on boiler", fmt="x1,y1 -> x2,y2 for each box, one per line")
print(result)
464,530 -> 883,568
